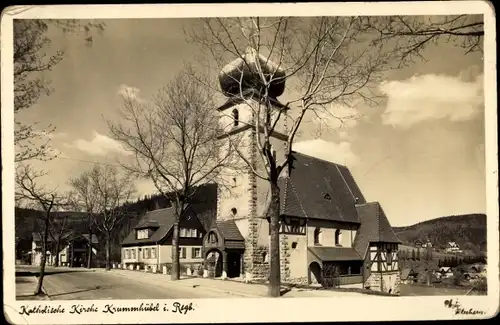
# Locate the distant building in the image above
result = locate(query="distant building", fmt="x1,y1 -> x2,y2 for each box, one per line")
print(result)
445,242 -> 462,253
58,234 -> 99,267
439,266 -> 454,278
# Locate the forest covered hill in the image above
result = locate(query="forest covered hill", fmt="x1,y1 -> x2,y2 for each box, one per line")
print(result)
393,213 -> 487,253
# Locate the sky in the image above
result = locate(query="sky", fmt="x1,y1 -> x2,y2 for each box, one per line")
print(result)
15,17 -> 486,227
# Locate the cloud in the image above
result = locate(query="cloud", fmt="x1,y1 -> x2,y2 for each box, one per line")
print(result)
380,69 -> 483,128
70,131 -> 130,156
117,84 -> 142,101
293,138 -> 359,166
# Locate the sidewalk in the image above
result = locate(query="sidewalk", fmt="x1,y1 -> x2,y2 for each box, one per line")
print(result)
100,268 -> 368,298
15,275 -> 49,300
101,268 -> 266,297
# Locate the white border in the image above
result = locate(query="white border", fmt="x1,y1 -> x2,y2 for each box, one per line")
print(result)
2,2 -> 498,324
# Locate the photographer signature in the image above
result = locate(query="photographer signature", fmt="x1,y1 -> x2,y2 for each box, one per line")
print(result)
444,299 -> 486,316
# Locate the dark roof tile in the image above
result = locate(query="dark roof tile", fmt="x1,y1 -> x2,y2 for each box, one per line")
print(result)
216,220 -> 245,241
279,152 -> 364,223
121,207 -> 176,245
308,246 -> 362,261
353,202 -> 401,258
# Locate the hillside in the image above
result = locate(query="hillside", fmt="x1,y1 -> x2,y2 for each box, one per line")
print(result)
393,213 -> 487,253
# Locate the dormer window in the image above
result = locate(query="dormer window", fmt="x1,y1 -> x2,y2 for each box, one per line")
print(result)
232,109 -> 239,127
335,229 -> 342,246
136,229 -> 149,239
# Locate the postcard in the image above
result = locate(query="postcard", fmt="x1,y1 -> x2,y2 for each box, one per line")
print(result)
2,1 -> 498,324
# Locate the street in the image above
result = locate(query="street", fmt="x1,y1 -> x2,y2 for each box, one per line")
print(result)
16,266 -> 369,300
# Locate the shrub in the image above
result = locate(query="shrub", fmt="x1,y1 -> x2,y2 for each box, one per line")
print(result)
474,276 -> 487,293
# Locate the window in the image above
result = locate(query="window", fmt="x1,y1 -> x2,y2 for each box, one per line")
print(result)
192,247 -> 202,259
386,248 -> 393,264
143,248 -> 150,259
131,249 -> 136,259
335,229 -> 342,246
180,228 -> 198,238
179,247 -> 187,259
313,228 -> 321,245
136,229 -> 148,239
151,247 -> 156,259
208,232 -> 218,244
125,249 -> 130,259
232,109 -> 239,127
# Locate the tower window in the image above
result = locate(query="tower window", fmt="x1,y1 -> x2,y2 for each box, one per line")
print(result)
232,109 -> 239,127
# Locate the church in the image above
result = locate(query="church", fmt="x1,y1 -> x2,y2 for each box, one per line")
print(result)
121,48 -> 402,295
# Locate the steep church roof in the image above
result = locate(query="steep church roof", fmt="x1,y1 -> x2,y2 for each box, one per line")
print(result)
353,202 -> 401,258
278,151 -> 366,224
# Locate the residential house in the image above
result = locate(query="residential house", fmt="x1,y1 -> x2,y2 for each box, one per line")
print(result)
439,266 -> 454,278
445,242 -> 462,253
121,201 -> 215,270
31,233 -> 56,266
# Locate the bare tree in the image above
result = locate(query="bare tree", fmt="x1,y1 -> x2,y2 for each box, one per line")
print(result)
48,213 -> 71,267
68,173 -> 100,269
107,67 -> 240,280
186,16 -> 402,296
15,164 -> 67,295
12,18 -> 105,163
85,165 -> 135,271
363,15 -> 483,66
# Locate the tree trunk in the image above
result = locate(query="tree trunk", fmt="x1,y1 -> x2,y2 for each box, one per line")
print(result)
53,238 -> 61,267
268,181 -> 281,297
87,228 -> 93,269
34,213 -> 50,295
171,219 -> 180,280
105,233 -> 111,271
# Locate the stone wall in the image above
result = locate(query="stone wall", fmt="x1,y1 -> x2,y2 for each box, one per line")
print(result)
279,234 -> 291,282
365,271 -> 401,295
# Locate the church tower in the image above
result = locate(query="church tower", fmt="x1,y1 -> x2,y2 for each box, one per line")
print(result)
216,47 -> 289,280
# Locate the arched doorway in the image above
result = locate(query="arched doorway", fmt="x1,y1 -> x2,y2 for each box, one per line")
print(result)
309,262 -> 322,285
206,249 -> 223,278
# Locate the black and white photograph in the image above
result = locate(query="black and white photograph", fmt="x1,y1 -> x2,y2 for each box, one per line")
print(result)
2,2 -> 498,324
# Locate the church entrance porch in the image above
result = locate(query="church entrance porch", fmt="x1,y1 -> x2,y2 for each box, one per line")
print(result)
202,220 -> 246,279
205,249 -> 223,278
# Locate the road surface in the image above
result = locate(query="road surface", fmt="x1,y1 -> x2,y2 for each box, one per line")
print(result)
19,267 -> 250,300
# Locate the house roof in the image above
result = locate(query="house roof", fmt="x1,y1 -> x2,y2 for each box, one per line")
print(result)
215,220 -> 245,241
308,246 -> 362,262
33,232 -> 98,244
353,202 -> 401,258
121,183 -> 218,246
278,152 -> 366,223
401,268 -> 412,280
135,220 -> 160,229
121,207 -> 177,245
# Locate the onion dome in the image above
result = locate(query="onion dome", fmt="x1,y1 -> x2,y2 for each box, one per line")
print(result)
219,47 -> 286,98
